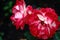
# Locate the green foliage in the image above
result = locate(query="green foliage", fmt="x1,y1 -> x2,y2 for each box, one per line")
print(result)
9,9 -> 12,13
3,6 -> 9,10
3,1 -> 12,16
54,32 -> 60,40
24,31 -> 37,40
0,32 -> 4,40
3,1 -> 13,10
0,32 -> 4,36
0,37 -> 2,40
8,1 -> 13,8
58,16 -> 60,21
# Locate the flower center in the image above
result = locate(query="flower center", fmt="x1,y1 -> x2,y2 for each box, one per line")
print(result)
41,21 -> 44,25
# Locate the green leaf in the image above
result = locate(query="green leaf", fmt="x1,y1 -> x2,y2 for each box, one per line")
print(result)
3,1 -> 13,10
3,6 -> 9,10
0,32 -> 4,40
8,1 -> 13,7
0,37 -> 2,40
9,9 -> 12,13
55,32 -> 60,40
58,16 -> 60,20
24,31 -> 36,40
0,32 -> 4,36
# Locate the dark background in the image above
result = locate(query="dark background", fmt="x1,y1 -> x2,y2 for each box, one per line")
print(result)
0,0 -> 60,40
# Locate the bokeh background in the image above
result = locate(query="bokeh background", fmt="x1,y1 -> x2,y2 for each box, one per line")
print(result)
0,0 -> 60,40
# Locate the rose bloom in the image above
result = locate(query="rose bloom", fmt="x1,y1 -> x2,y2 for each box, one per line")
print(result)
27,8 -> 59,39
10,0 -> 33,30
10,0 -> 59,39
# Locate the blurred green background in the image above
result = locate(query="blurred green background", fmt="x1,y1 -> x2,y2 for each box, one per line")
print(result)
0,0 -> 60,40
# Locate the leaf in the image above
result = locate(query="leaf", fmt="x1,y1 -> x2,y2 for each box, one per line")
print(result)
9,9 -> 12,13
0,32 -> 4,36
54,32 -> 60,40
3,6 -> 9,10
0,37 -> 2,40
0,32 -> 4,40
8,1 -> 13,8
24,31 -> 36,40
